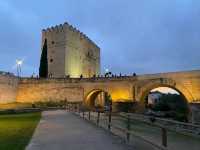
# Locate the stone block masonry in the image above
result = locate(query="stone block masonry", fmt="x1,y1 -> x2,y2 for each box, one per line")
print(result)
1,70 -> 200,124
42,22 -> 100,78
0,70 -> 200,105
16,78 -> 84,103
0,73 -> 18,104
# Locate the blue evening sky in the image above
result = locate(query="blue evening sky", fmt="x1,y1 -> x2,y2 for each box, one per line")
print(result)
0,0 -> 200,76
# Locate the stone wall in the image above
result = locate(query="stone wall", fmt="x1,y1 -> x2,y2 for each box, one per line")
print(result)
0,74 -> 18,104
42,26 -> 66,77
16,70 -> 200,105
16,78 -> 133,103
64,23 -> 100,78
16,78 -> 84,103
136,70 -> 200,103
0,69 -> 198,107
42,22 -> 100,78
190,103 -> 200,124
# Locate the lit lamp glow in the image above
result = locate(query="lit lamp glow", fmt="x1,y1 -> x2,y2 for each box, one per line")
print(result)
16,59 -> 23,77
105,68 -> 109,73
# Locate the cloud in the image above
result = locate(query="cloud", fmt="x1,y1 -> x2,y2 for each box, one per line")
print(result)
0,0 -> 200,76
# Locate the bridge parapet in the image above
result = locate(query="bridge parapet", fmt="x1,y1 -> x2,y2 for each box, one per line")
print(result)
0,69 -> 196,107
19,76 -> 138,84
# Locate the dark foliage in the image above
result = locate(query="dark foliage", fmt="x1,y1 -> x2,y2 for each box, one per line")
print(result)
115,102 -> 134,112
33,100 -> 67,108
152,93 -> 189,122
39,39 -> 48,78
105,92 -> 112,106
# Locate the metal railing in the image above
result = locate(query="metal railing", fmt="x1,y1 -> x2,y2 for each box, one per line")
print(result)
66,104 -> 170,150
120,113 -> 200,137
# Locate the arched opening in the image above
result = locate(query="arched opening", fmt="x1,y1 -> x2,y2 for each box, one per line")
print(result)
142,86 -> 190,122
85,89 -> 111,110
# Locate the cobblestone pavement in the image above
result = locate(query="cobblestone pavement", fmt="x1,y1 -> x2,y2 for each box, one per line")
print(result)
26,110 -> 132,150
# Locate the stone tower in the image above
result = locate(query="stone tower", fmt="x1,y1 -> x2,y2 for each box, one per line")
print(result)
41,22 -> 100,78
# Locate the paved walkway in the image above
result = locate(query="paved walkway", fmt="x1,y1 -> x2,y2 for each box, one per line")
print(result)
26,110 -> 132,150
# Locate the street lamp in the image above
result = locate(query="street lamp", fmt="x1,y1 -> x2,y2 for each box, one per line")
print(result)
16,59 -> 23,77
104,68 -> 112,77
105,68 -> 109,73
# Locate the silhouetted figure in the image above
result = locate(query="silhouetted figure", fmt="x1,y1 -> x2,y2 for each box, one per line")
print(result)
149,117 -> 156,123
80,74 -> 83,79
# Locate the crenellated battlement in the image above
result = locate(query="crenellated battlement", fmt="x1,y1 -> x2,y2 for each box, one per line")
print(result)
42,22 -> 99,49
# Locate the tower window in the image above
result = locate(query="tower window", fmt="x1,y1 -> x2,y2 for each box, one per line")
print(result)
50,59 -> 53,63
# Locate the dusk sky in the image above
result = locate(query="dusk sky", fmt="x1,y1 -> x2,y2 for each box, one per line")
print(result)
0,0 -> 200,76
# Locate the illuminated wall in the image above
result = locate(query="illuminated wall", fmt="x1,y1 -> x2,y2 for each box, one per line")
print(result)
16,78 -> 133,103
16,78 -> 83,103
16,70 -> 200,105
0,74 -> 18,104
42,22 -> 100,78
136,70 -> 200,103
0,70 -> 198,106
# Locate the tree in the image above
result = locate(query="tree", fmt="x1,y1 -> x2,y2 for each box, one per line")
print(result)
39,39 -> 48,78
152,93 -> 189,122
105,92 -> 112,106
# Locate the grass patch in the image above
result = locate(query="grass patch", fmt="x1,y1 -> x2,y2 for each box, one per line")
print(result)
0,112 -> 41,150
0,102 -> 32,110
0,101 -> 67,110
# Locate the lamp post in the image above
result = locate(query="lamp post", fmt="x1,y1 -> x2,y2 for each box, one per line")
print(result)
16,59 -> 23,77
105,68 -> 109,77
105,68 -> 109,73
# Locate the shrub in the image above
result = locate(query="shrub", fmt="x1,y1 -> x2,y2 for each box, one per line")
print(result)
114,102 -> 134,112
33,100 -> 67,108
152,93 -> 189,122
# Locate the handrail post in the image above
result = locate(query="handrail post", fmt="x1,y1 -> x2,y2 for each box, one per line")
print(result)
97,111 -> 100,125
66,102 -> 68,111
83,111 -> 85,119
74,104 -> 76,112
126,114 -> 130,143
70,104 -> 72,112
108,110 -> 112,130
76,104 -> 78,112
88,111 -> 91,120
65,99 -> 68,110
162,127 -> 167,147
78,104 -> 80,115
108,102 -> 112,130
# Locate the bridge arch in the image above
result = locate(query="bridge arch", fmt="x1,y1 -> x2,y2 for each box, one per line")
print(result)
137,78 -> 194,103
85,89 -> 111,108
135,78 -> 194,119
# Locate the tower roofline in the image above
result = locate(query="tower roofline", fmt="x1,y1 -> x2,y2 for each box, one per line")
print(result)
42,22 -> 100,49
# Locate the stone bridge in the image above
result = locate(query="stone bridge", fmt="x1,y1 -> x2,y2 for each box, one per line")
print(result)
16,70 -> 200,106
